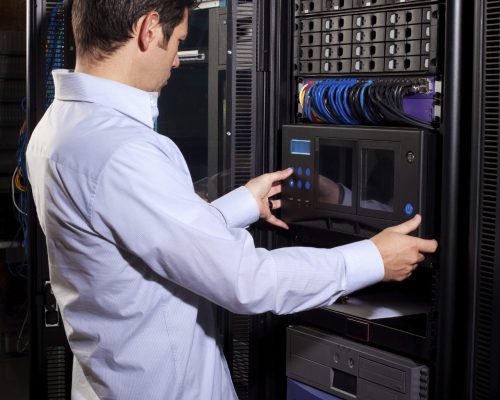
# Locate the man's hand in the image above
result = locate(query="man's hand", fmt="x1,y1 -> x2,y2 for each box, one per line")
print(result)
318,175 -> 341,204
245,168 -> 293,230
371,214 -> 438,281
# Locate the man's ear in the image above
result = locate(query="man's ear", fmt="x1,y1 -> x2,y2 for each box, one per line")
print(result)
137,12 -> 161,52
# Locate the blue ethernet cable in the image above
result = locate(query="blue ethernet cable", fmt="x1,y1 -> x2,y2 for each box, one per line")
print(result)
360,80 -> 376,124
341,79 -> 359,125
314,81 -> 336,123
328,80 -> 344,124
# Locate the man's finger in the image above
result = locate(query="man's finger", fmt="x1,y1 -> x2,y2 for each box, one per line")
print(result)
266,214 -> 289,230
267,168 -> 293,184
268,184 -> 282,197
388,214 -> 421,235
269,199 -> 282,210
414,237 -> 438,253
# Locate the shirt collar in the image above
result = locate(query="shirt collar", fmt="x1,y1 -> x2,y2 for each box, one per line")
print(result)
53,69 -> 159,129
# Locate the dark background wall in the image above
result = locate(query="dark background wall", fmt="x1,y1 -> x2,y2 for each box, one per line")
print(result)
0,0 -> 26,31
0,1 -> 28,399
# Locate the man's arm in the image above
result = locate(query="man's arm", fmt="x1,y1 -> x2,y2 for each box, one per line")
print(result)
244,170 -> 438,282
90,140 -> 436,314
209,168 -> 293,230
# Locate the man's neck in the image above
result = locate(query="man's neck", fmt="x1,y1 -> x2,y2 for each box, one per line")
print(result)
75,52 -> 141,90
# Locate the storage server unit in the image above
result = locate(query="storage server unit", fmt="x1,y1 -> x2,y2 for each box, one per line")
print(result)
285,0 -> 443,235
287,326 -> 429,400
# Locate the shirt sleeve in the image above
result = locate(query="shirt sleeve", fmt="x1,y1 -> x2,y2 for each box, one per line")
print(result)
89,139 -> 384,315
210,186 -> 260,228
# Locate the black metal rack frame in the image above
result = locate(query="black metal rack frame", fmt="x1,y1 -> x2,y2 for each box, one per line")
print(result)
226,0 -> 477,399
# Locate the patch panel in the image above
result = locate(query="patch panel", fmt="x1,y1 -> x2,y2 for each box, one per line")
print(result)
294,3 -> 440,75
301,0 -> 438,14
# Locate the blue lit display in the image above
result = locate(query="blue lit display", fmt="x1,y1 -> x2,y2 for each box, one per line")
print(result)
290,139 -> 311,156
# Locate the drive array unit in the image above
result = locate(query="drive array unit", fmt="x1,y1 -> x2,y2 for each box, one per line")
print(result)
287,326 -> 429,400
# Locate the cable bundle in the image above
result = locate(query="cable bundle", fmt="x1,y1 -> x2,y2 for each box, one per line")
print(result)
9,117 -> 29,280
299,78 -> 435,130
45,0 -> 66,107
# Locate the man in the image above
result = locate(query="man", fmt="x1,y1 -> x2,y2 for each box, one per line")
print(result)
26,1 -> 438,399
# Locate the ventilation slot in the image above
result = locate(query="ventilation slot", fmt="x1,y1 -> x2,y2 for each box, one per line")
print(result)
44,0 -> 67,108
230,1 -> 256,189
474,0 -> 500,399
228,3 -> 256,399
231,315 -> 252,400
46,346 -> 67,399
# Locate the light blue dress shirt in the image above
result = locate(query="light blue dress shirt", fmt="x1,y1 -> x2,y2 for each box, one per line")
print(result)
26,70 -> 384,400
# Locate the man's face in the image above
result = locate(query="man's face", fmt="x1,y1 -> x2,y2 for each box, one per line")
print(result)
153,9 -> 188,91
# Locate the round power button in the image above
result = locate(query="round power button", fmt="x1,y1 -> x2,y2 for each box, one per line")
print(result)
405,203 -> 414,216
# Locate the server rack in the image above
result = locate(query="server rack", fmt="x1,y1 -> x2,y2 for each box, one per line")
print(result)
225,0 -> 480,399
24,0 -> 500,399
466,0 -> 500,399
27,1 -> 76,398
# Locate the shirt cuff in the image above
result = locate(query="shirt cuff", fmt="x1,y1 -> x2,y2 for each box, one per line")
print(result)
340,184 -> 352,207
211,186 -> 260,229
335,239 -> 384,294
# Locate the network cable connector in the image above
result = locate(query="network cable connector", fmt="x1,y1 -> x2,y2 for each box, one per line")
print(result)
297,77 -> 440,130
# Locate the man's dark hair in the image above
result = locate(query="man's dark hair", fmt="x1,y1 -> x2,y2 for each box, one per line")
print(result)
72,0 -> 200,61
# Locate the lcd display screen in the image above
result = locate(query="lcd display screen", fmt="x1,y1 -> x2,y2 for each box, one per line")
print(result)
290,139 -> 311,155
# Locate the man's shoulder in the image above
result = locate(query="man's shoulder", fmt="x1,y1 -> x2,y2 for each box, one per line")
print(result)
28,101 -> 172,180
